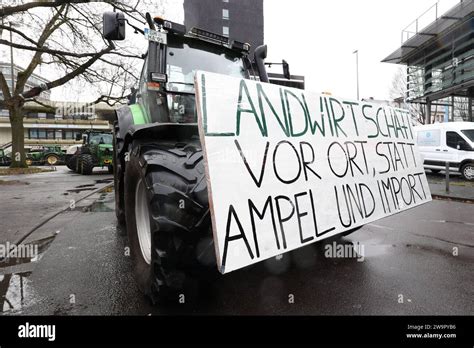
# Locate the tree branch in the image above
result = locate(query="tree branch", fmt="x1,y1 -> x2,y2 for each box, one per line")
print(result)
28,98 -> 56,113
21,42 -> 116,99
15,4 -> 68,94
0,24 -> 40,47
1,0 -> 109,17
0,72 -> 11,100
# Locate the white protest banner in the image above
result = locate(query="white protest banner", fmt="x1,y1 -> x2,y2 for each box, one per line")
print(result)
195,71 -> 431,274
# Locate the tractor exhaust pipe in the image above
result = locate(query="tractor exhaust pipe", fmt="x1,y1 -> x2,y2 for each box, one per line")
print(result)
254,45 -> 269,83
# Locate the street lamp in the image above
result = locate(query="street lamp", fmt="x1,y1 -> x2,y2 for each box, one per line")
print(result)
9,22 -> 15,93
353,50 -> 359,100
3,21 -> 21,93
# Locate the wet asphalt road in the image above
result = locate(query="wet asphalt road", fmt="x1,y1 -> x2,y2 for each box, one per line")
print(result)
0,169 -> 473,315
0,166 -> 113,246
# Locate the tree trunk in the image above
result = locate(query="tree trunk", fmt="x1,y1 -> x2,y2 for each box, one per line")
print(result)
9,105 -> 27,168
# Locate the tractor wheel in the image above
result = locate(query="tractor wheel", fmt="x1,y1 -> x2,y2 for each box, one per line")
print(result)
46,154 -> 59,165
113,121 -> 125,225
124,139 -> 215,303
66,155 -> 77,171
460,163 -> 474,181
78,154 -> 94,175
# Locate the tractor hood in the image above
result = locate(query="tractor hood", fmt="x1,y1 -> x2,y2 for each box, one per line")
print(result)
98,143 -> 113,150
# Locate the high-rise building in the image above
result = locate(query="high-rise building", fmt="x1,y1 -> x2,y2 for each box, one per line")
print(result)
183,0 -> 304,89
183,0 -> 264,56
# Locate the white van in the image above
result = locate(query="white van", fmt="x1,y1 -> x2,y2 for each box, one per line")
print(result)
414,122 -> 474,181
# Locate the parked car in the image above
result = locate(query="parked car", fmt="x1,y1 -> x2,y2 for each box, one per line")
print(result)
414,122 -> 474,180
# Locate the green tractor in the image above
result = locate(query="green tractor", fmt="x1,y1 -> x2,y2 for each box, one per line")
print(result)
25,145 -> 65,166
105,9 -> 361,303
69,130 -> 114,175
103,11 -> 271,302
0,148 -> 11,166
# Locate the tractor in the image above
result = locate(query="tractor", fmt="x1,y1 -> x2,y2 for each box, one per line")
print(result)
25,145 -> 65,166
0,149 -> 11,166
67,130 -> 113,175
104,11 -> 357,303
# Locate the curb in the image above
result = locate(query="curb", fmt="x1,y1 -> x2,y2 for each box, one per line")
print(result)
431,194 -> 474,204
11,181 -> 114,247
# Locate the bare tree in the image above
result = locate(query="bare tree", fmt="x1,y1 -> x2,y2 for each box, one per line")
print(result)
388,66 -> 436,125
0,0 -> 149,167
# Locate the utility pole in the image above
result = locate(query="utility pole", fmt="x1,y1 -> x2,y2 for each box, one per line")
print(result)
353,50 -> 359,100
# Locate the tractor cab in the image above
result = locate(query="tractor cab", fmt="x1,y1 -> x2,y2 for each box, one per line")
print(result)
145,26 -> 251,124
103,13 -> 265,125
77,131 -> 113,146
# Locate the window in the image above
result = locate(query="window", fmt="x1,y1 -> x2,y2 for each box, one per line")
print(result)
222,9 -> 229,20
461,129 -> 474,142
222,26 -> 229,37
38,129 -> 46,139
222,0 -> 229,2
47,129 -> 55,139
29,129 -> 38,139
446,131 -> 471,150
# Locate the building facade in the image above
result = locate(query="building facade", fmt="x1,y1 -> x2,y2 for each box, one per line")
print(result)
383,1 -> 474,124
183,0 -> 264,56
0,62 -> 113,149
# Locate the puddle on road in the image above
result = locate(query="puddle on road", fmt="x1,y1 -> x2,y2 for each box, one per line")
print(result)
72,192 -> 114,213
67,187 -> 96,194
95,178 -> 113,184
0,237 -> 55,313
65,179 -> 113,194
76,184 -> 95,188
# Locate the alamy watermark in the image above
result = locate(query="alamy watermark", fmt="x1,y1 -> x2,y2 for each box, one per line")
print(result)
55,102 -> 96,119
324,241 -> 365,262
0,242 -> 38,261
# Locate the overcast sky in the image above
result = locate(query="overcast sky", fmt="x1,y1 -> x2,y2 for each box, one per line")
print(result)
159,0 -> 460,100
156,0 -> 462,100
263,0 -> 459,100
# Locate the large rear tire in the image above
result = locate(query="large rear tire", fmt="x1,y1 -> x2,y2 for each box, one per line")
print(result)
78,154 -> 94,175
124,139 -> 215,303
66,155 -> 77,171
